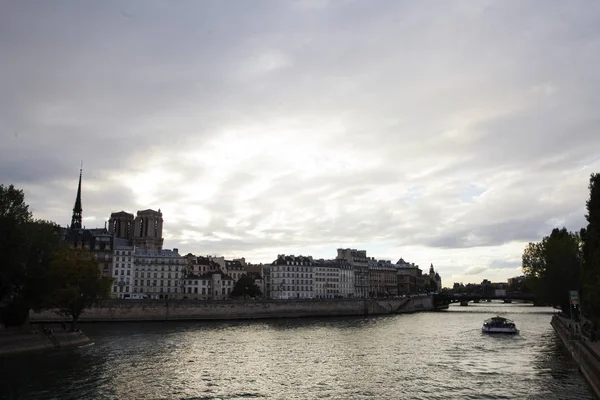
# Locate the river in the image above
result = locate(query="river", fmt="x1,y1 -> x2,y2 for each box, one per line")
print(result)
0,302 -> 596,399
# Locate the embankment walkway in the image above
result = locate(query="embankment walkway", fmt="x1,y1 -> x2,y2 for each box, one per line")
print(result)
552,315 -> 600,398
0,326 -> 92,357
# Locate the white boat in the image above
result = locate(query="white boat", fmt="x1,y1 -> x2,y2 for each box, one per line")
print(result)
482,316 -> 518,334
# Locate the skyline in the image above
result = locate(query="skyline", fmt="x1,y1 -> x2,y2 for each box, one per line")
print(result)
2,1 -> 600,285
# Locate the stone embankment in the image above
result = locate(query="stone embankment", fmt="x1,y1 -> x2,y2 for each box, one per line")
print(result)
30,296 -> 434,323
551,315 -> 600,398
0,327 -> 92,357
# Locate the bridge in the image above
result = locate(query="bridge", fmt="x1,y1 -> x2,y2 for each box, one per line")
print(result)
433,292 -> 536,308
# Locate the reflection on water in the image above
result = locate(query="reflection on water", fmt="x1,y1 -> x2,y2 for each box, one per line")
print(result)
0,303 -> 595,400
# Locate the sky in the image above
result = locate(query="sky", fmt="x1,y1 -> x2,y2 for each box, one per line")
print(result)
2,0 -> 600,287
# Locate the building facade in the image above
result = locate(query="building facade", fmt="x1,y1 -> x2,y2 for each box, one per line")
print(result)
313,259 -> 340,299
336,248 -> 369,297
183,272 -> 234,300
368,259 -> 398,297
111,239 -> 134,299
132,248 -> 184,299
269,255 -> 315,299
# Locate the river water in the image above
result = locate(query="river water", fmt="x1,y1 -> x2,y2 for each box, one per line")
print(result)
0,302 -> 596,400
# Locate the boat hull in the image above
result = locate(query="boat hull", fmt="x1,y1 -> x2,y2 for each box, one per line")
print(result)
482,327 -> 518,334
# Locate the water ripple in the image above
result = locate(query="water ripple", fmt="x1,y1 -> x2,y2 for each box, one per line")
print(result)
0,303 -> 596,399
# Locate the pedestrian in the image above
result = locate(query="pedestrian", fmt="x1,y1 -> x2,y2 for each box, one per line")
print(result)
61,322 -> 66,331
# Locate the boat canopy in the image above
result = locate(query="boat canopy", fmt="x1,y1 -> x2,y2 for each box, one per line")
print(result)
484,316 -> 514,324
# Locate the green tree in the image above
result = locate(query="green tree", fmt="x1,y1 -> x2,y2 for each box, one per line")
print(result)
581,173 -> 600,325
0,185 -> 60,327
48,247 -> 113,331
522,228 -> 582,313
230,275 -> 262,298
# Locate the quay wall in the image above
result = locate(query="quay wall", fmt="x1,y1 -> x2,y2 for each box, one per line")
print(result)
551,315 -> 600,398
29,296 -> 434,322
0,330 -> 92,357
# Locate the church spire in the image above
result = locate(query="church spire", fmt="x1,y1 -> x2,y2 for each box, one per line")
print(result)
70,164 -> 83,230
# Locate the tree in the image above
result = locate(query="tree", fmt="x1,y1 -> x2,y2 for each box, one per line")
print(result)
230,275 -> 262,298
522,227 -> 582,313
0,185 -> 60,327
48,247 -> 113,330
581,173 -> 600,325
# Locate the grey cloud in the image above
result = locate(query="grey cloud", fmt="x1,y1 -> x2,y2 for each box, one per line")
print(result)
2,1 -> 600,284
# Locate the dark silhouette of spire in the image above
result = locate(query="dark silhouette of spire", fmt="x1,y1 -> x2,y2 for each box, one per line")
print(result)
70,164 -> 83,229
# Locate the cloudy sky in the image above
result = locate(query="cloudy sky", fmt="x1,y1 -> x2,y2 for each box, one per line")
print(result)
2,0 -> 599,286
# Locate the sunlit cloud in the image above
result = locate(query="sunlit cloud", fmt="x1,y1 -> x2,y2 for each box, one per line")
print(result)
1,1 -> 599,286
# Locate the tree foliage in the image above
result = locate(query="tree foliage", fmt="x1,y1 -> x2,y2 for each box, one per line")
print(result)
48,247 -> 113,330
581,173 -> 600,324
0,185 -> 60,326
522,227 -> 582,313
230,275 -> 262,298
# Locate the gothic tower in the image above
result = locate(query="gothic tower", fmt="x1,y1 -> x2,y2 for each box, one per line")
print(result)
70,167 -> 83,229
109,211 -> 135,240
133,209 -> 164,250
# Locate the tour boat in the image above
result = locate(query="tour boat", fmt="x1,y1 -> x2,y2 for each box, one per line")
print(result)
482,316 -> 518,334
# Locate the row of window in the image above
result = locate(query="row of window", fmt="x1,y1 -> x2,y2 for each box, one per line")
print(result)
185,287 -> 232,295
278,279 -> 311,285
135,272 -> 179,279
134,280 -> 179,287
272,273 -> 313,278
277,286 -> 313,292
134,287 -> 179,293
135,265 -> 180,272
185,280 -> 232,286
272,266 -> 312,272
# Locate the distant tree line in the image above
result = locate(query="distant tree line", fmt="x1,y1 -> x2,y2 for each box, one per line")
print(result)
522,173 -> 600,325
0,184 -> 113,330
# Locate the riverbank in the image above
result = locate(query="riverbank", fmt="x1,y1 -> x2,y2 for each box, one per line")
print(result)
30,296 -> 434,322
551,315 -> 600,398
0,327 -> 92,357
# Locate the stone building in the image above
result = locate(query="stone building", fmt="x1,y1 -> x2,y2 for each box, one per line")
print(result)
368,259 -> 398,297
337,258 -> 355,298
269,255 -> 315,299
131,248 -> 184,299
428,264 -> 442,292
108,209 -> 164,251
336,248 -> 368,297
183,272 -> 234,300
210,256 -> 246,283
313,259 -> 341,299
245,263 -> 266,296
396,258 -> 425,295
111,238 -> 134,298
184,255 -> 221,275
